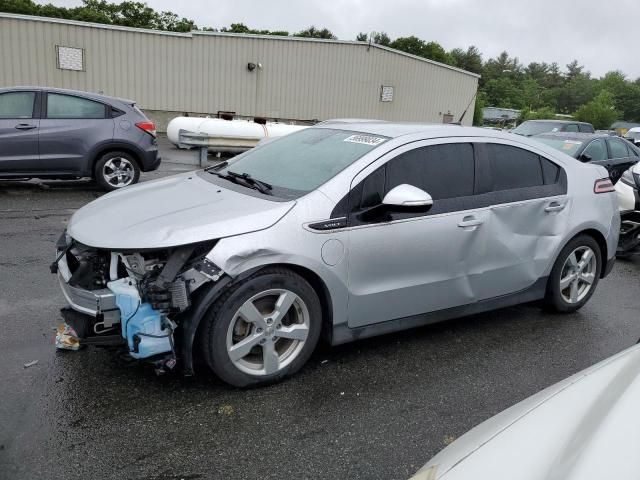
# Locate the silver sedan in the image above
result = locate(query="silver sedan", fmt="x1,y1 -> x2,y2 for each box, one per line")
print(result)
54,122 -> 620,386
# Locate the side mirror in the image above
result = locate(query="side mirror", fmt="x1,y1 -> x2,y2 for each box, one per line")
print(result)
579,153 -> 592,162
382,184 -> 433,208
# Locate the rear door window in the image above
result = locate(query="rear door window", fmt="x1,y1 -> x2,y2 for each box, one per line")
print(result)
485,143 -> 544,190
0,91 -> 36,119
563,124 -> 580,132
46,93 -> 106,119
583,139 -> 607,161
608,138 -> 631,159
579,124 -> 594,133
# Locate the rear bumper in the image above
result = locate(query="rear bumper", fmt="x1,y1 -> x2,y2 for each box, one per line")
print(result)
140,148 -> 161,172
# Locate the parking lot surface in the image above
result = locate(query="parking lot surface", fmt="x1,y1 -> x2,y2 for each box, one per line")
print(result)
1,142 -> 639,480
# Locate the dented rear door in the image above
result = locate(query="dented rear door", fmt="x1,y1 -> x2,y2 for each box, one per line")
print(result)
471,141 -> 570,300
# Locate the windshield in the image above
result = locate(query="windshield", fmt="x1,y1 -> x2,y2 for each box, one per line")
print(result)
533,137 -> 583,157
512,121 -> 563,136
214,128 -> 389,199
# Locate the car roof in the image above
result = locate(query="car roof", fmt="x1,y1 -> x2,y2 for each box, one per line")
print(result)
316,120 -> 512,140
535,131 -> 611,142
0,86 -> 136,105
522,119 -> 591,125
627,127 -> 640,133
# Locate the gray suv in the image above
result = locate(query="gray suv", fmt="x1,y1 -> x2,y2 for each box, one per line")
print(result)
0,87 -> 160,190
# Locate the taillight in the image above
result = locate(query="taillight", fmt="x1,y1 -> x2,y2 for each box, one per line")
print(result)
135,121 -> 156,137
594,177 -> 615,193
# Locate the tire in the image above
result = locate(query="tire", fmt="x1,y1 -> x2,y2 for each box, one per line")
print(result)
94,151 -> 140,191
544,234 -> 602,313
200,268 -> 322,387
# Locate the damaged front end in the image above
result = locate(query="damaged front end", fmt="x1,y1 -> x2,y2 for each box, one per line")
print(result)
52,232 -> 224,374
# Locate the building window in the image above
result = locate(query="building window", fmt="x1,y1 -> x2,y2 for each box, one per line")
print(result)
56,46 -> 84,71
380,85 -> 394,102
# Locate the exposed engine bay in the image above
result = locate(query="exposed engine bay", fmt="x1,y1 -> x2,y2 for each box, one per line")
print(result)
52,234 -> 223,373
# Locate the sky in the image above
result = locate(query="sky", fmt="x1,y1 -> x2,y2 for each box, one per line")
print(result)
49,0 -> 636,79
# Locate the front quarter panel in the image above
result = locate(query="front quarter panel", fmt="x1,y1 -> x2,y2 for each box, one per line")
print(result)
208,190 -> 350,330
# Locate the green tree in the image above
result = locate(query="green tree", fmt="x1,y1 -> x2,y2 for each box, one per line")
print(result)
389,36 -> 452,64
356,32 -> 367,41
574,90 -> 619,129
372,31 -> 391,46
472,92 -> 485,126
294,26 -> 337,39
450,46 -> 482,74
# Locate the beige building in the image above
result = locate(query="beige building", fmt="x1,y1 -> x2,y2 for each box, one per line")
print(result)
0,13 -> 479,131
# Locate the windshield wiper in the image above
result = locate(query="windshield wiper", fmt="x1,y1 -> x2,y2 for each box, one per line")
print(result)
210,169 -> 272,195
204,161 -> 228,171
227,171 -> 273,194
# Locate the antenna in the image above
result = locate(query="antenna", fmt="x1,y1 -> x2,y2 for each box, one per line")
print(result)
458,90 -> 478,124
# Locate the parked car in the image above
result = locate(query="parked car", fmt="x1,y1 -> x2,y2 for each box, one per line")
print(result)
512,119 -> 594,136
615,163 -> 640,256
624,126 -> 640,146
0,87 -> 160,190
411,342 -> 640,480
533,132 -> 639,183
53,123 -> 619,387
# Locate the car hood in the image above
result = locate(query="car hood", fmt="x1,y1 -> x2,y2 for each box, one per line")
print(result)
67,172 -> 295,249
416,344 -> 640,480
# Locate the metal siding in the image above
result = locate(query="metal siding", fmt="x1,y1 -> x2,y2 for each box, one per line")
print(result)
0,15 -> 478,125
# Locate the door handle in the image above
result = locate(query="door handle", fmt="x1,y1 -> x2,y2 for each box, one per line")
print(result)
15,124 -> 37,130
545,202 -> 566,213
458,216 -> 484,228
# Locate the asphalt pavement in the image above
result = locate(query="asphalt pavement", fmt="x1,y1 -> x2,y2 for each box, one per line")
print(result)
1,142 -> 640,480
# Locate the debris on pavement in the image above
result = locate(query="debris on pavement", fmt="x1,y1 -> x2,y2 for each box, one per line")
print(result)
23,360 -> 38,368
55,323 -> 81,351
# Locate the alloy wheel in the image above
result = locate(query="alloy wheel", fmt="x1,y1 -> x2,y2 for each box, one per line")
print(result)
559,246 -> 597,304
102,157 -> 135,188
226,289 -> 310,376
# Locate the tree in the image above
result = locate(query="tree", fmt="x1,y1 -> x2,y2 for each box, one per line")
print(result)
473,93 -> 485,126
372,31 -> 391,46
574,90 -> 620,129
356,32 -> 367,41
450,46 -> 482,74
389,36 -> 452,64
294,26 -> 337,39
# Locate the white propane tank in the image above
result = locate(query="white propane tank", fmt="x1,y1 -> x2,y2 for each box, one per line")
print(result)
166,116 -> 308,152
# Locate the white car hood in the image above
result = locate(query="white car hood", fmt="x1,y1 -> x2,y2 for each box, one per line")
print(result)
418,344 -> 640,480
67,172 -> 295,249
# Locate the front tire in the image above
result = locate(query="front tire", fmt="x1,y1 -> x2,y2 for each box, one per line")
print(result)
545,235 -> 601,313
94,151 -> 140,191
201,268 -> 322,387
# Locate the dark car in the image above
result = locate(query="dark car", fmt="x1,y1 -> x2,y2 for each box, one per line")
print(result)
533,132 -> 639,183
0,87 -> 160,190
512,119 -> 595,137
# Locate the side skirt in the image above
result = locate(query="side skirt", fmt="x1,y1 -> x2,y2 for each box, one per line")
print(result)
330,277 -> 548,345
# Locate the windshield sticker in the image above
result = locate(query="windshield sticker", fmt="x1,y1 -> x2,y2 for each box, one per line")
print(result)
343,135 -> 386,146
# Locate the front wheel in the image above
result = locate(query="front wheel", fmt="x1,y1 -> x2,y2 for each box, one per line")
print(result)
545,235 -> 602,313
94,151 -> 140,191
201,268 -> 322,387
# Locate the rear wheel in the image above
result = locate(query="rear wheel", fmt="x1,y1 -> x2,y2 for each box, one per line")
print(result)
201,268 -> 322,387
545,235 -> 601,312
94,151 -> 140,191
